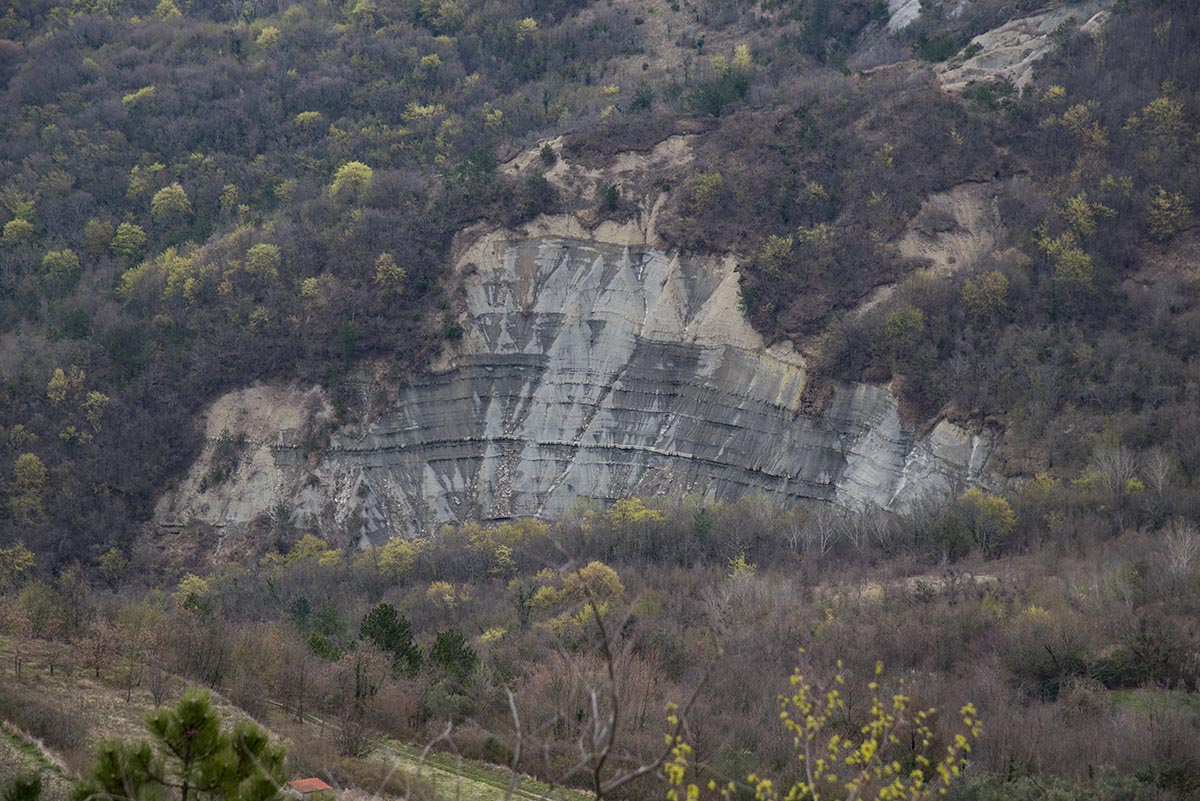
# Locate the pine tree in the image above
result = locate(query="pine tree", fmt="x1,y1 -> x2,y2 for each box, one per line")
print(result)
73,689 -> 286,801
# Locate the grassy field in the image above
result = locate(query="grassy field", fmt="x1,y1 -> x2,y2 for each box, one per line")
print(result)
0,637 -> 590,801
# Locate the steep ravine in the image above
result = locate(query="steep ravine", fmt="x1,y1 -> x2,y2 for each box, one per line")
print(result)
156,214 -> 994,542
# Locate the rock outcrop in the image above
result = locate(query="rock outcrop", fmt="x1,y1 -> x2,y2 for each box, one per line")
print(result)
936,0 -> 1115,92
156,214 -> 994,542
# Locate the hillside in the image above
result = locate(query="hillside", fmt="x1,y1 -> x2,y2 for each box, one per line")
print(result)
0,0 -> 1196,559
1,0 -> 1200,800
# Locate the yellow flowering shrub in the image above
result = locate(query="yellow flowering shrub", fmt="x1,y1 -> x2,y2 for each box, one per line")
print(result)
665,658 -> 980,801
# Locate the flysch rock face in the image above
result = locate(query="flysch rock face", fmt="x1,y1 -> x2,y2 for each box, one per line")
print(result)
156,215 -> 994,543
937,0 -> 1114,92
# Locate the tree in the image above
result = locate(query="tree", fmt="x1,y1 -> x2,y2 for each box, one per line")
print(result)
110,222 -> 147,260
72,688 -> 286,801
0,542 -> 35,589
2,218 -> 34,246
244,243 -> 280,281
373,253 -> 406,295
960,270 -> 1009,324
97,547 -> 130,588
41,249 -> 80,289
117,596 -> 164,702
150,183 -> 193,226
1147,187 -> 1190,241
79,617 -> 121,678
666,659 -> 980,801
330,161 -> 373,202
360,602 -> 421,676
429,629 -> 477,683
957,487 -> 1016,557
9,453 -> 47,523
83,219 -> 114,256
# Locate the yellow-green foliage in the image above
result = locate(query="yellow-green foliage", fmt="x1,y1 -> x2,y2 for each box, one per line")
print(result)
584,498 -> 666,534
153,0 -> 181,19
1147,186 -> 1190,241
3,218 -> 35,246
255,25 -> 280,49
1058,192 -> 1114,239
1037,231 -> 1094,292
665,659 -> 980,801
10,452 -> 48,522
245,243 -> 281,281
796,223 -> 833,248
403,102 -> 447,121
757,234 -> 794,273
330,160 -> 374,200
265,533 -> 341,567
127,162 -> 165,197
0,542 -> 35,587
960,270 -> 1009,323
41,248 -> 80,285
426,580 -> 469,609
119,247 -> 198,302
109,222 -> 147,260
532,560 -> 625,636
121,85 -> 157,108
355,536 -> 425,579
957,487 -> 1016,557
1127,95 -> 1185,162
1046,103 -> 1108,150
514,17 -> 538,41
689,172 -> 725,212
173,573 -> 212,609
883,305 -> 925,352
374,252 -> 406,294
150,182 -> 192,224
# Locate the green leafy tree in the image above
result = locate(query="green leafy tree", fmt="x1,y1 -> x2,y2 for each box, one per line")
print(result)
957,487 -> 1017,557
151,183 -> 192,226
9,453 -> 47,523
244,244 -> 281,281
883,305 -> 926,357
97,547 -> 129,587
374,253 -> 406,295
960,270 -> 1009,324
83,219 -> 115,256
330,161 -> 373,202
429,629 -> 477,683
600,182 -> 620,211
3,218 -> 34,246
360,602 -> 421,676
110,222 -> 147,260
73,688 -> 286,801
1147,187 -> 1190,241
689,172 -> 724,212
42,249 -> 81,288
0,542 -> 35,590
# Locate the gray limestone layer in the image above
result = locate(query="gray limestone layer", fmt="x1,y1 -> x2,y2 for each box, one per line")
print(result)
156,218 -> 993,541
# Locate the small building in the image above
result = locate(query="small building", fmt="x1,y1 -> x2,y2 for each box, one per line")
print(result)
286,778 -> 334,800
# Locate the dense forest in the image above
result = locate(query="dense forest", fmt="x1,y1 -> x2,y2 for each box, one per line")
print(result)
2,0 -> 1200,800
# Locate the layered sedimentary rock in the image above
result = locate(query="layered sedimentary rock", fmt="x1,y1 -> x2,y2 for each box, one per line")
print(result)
156,216 -> 993,541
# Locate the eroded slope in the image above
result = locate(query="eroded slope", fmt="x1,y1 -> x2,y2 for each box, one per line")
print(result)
158,212 -> 993,541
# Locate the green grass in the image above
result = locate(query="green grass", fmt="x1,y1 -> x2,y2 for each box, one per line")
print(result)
1111,689 -> 1200,719
0,725 -> 70,801
385,740 -> 590,801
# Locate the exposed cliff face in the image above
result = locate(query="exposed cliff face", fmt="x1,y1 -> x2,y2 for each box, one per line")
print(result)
156,213 -> 994,542
936,0 -> 1115,92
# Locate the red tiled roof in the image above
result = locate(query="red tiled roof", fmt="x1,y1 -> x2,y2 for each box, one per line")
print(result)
287,779 -> 333,794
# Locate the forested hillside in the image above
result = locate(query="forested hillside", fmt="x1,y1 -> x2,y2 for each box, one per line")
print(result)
2,1 -> 1200,800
